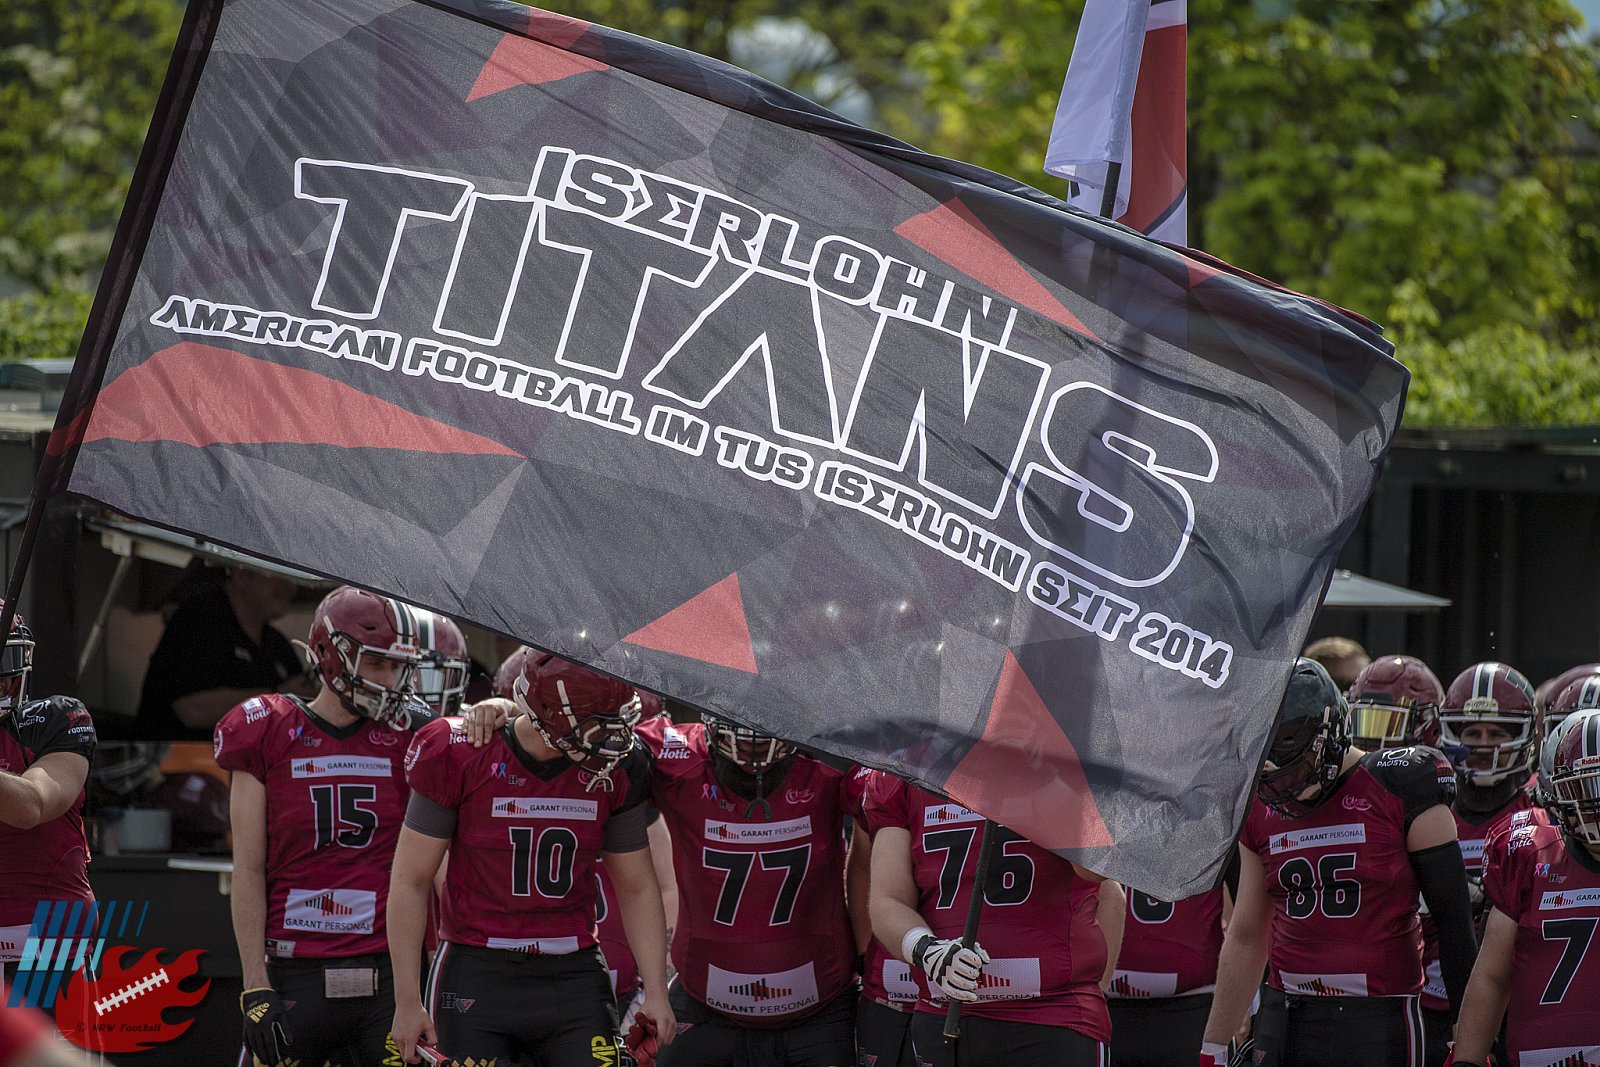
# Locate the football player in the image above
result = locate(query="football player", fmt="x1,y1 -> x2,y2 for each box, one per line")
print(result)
1347,655 -> 1447,754
410,610 -> 469,717
216,586 -> 435,1067
1201,658 -> 1477,1067
639,712 -> 858,1067
849,767 -> 918,1067
867,772 -> 1122,1067
0,606 -> 97,996
1533,663 -> 1600,719
1415,663 -> 1543,1064
1106,858 -> 1234,1066
1543,669 -> 1600,738
1450,707 -> 1600,1066
389,649 -> 674,1066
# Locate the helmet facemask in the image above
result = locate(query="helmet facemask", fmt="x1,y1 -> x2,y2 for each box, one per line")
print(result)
1438,708 -> 1536,790
516,675 -> 641,792
0,629 -> 33,720
1550,712 -> 1600,849
704,715 -> 796,819
1259,728 -> 1343,818
332,635 -> 423,729
414,653 -> 468,717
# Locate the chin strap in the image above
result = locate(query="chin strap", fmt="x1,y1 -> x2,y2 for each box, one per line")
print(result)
744,767 -> 774,820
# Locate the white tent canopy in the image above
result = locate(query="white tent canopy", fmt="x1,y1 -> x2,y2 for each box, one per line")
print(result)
1321,569 -> 1450,612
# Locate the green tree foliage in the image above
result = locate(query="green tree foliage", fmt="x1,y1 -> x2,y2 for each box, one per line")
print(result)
5,0 -> 1598,428
0,0 -> 184,292
908,0 -> 1600,427
559,0 -> 949,140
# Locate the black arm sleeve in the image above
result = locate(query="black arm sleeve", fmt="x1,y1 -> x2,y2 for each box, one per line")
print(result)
403,790 -> 459,839
603,802 -> 651,853
1222,844 -> 1241,900
1411,840 -> 1476,1021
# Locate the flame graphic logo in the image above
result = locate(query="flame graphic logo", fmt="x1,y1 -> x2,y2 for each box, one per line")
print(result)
54,947 -> 211,1053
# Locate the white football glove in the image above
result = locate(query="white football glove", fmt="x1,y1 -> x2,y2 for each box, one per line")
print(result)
913,935 -> 990,1002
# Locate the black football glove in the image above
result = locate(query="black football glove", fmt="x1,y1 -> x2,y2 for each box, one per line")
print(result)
241,987 -> 293,1066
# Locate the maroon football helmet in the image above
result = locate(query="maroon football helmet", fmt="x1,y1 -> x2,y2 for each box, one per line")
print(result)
307,587 -> 425,728
0,603 -> 33,719
1548,708 -> 1600,847
1440,662 -> 1539,788
1544,665 -> 1600,734
1347,655 -> 1446,752
412,609 -> 469,716
507,649 -> 641,791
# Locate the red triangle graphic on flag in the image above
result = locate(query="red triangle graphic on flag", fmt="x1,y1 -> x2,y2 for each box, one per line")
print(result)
467,32 -> 608,102
81,342 -> 519,457
894,199 -> 1099,341
943,651 -> 1113,849
624,573 -> 758,674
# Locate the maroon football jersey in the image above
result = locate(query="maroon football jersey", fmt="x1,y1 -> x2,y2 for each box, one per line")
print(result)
1419,791 -> 1537,1010
214,694 -> 416,959
866,776 -> 1111,1038
596,862 -> 639,999
1108,885 -> 1225,999
637,718 -> 854,1028
850,767 -> 918,1009
1241,746 -> 1454,998
0,696 -> 97,943
405,717 -> 649,951
1482,821 -> 1600,1065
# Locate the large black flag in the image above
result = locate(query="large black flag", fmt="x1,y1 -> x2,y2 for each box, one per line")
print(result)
46,0 -> 1405,896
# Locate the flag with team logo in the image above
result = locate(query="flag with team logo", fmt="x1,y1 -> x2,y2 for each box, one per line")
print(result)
40,0 -> 1403,896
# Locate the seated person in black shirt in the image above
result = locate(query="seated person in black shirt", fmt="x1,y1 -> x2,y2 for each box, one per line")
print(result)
136,567 -> 313,740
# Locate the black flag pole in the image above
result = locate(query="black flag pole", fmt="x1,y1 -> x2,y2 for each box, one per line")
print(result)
942,817 -> 1000,1040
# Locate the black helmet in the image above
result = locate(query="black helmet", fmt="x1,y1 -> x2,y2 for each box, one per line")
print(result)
1258,658 -> 1352,817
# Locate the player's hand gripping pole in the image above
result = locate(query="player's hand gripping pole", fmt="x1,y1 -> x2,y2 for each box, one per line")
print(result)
941,818 -> 999,1039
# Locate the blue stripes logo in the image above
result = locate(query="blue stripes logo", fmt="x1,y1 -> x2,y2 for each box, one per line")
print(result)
5,899 -> 147,1010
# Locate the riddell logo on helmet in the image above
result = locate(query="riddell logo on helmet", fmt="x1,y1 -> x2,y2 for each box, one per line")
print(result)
1464,697 -> 1499,713
1574,755 -> 1600,770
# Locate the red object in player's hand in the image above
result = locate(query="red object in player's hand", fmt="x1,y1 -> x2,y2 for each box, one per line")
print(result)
624,1012 -> 660,1067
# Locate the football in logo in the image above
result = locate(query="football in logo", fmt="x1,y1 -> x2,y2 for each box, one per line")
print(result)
54,947 -> 211,1053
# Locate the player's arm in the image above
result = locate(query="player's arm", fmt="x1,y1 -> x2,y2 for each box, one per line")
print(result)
869,824 -> 989,1002
390,814 -> 450,1063
1407,804 -> 1476,1018
868,825 -> 928,958
1449,905 -> 1516,1065
1202,844 -> 1270,1049
603,844 -> 677,1047
646,814 -> 677,951
1081,869 -> 1125,990
228,770 -> 272,992
846,819 -> 875,955
0,751 -> 87,830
